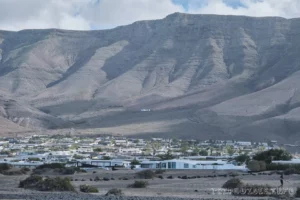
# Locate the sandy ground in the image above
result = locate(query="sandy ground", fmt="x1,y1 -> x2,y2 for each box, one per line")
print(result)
0,169 -> 299,199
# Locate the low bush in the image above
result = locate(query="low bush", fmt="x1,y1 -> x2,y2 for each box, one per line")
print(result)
136,170 -> 155,179
79,184 -> 98,193
266,163 -> 300,174
20,167 -> 30,173
19,175 -> 43,188
247,160 -> 266,171
295,187 -> 300,198
128,180 -> 148,188
0,163 -> 12,173
259,161 -> 266,171
19,176 -> 74,192
181,175 -> 188,179
38,177 -> 74,191
222,178 -> 243,189
105,188 -> 123,196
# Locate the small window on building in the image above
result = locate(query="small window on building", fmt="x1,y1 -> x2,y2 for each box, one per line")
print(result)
193,165 -> 196,168
184,163 -> 189,168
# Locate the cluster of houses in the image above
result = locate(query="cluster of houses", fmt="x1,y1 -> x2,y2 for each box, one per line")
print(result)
0,134 -> 298,170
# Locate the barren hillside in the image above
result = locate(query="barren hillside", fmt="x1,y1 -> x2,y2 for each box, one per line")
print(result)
1,13 -> 300,143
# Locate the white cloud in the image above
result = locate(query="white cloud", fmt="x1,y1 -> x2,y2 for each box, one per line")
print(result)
0,0 -> 300,31
81,0 -> 184,29
189,0 -> 300,18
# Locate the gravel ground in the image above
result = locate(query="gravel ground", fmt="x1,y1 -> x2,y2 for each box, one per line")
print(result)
0,192 -> 277,200
0,169 -> 298,200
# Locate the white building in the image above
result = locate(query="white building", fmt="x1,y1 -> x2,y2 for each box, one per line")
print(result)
76,159 -> 131,168
77,146 -> 93,153
119,148 -> 142,155
236,141 -> 252,146
272,159 -> 300,164
140,159 -> 247,171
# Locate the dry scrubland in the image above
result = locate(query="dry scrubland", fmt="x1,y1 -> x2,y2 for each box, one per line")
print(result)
0,169 -> 300,199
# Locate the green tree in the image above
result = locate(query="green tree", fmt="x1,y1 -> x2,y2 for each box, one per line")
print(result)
253,149 -> 292,164
93,148 -> 102,152
226,146 -> 234,156
199,149 -> 208,156
180,142 -> 189,156
247,160 -> 266,171
151,141 -> 161,156
142,142 -> 152,155
191,146 -> 200,156
73,154 -> 84,159
101,156 -> 111,160
234,154 -> 250,164
130,159 -> 140,165
28,157 -> 41,161
158,149 -> 175,160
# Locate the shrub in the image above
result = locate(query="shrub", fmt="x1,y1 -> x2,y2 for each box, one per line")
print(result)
80,184 -> 98,193
106,188 -> 123,196
61,167 -> 76,175
101,156 -> 111,160
234,154 -> 250,164
267,163 -> 300,171
181,175 -> 188,179
295,187 -> 300,198
28,157 -> 41,161
19,175 -> 43,188
130,159 -> 140,165
128,180 -> 148,188
136,170 -> 155,179
0,163 -> 12,173
38,177 -> 74,192
19,176 -> 74,192
266,163 -> 289,171
253,149 -> 292,164
32,168 -> 47,175
247,160 -> 263,171
167,175 -> 173,179
258,161 -> 266,171
20,167 -> 30,173
222,178 -> 243,189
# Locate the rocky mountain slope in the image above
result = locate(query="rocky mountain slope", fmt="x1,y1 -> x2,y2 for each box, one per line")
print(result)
1,13 -> 300,143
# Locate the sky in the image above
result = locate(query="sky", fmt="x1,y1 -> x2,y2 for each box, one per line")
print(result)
0,0 -> 300,31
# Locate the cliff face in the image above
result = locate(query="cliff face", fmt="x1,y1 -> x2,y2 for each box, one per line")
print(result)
1,13 -> 300,143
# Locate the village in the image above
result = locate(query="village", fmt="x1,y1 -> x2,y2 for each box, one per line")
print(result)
0,133 -> 298,170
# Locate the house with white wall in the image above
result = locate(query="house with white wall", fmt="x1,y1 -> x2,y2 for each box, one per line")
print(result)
140,159 -> 247,171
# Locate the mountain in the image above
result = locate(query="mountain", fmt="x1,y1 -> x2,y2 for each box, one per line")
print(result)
1,13 -> 300,143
